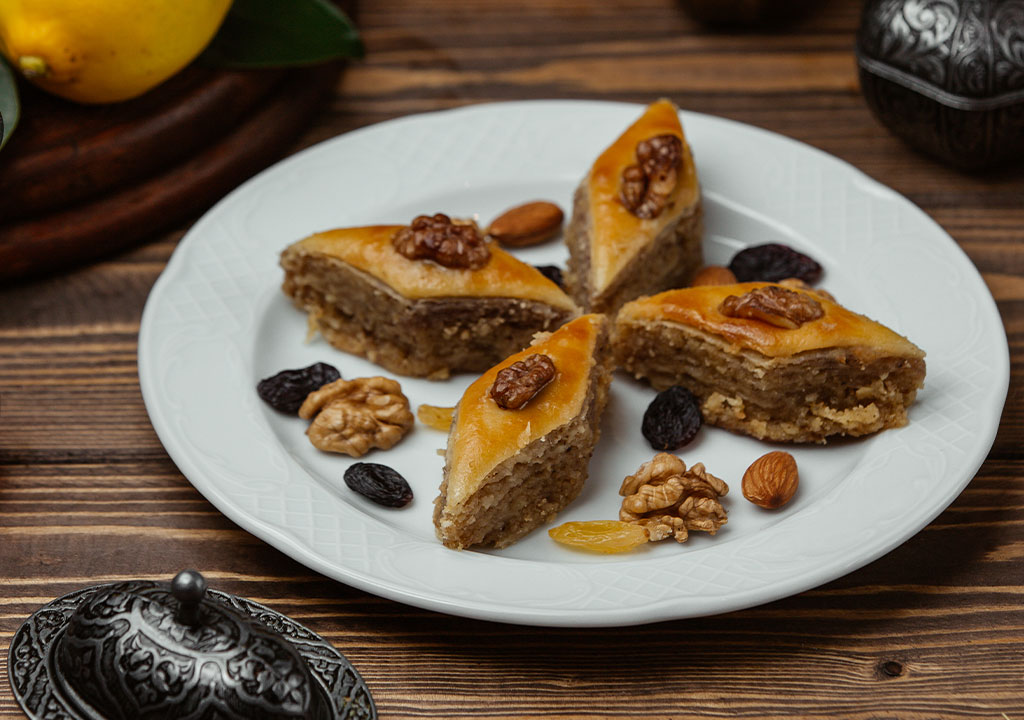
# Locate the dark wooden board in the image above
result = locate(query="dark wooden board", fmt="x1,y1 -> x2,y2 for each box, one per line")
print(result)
0,63 -> 339,282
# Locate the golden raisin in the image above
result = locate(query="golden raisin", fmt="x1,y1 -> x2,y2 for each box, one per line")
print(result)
417,404 -> 455,431
548,520 -> 650,554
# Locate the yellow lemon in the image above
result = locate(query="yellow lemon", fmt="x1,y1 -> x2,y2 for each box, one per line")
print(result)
0,0 -> 232,104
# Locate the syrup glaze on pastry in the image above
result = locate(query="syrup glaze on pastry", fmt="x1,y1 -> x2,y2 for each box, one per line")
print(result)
618,282 -> 925,360
435,314 -> 612,549
293,226 -> 574,309
587,99 -> 699,293
565,98 -> 703,313
281,224 -> 579,379
614,283 -> 926,443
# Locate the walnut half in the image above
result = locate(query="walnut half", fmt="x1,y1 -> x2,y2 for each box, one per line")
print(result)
719,285 -> 824,329
490,353 -> 556,410
392,213 -> 490,269
619,453 -> 728,543
619,134 -> 683,219
299,376 -> 414,457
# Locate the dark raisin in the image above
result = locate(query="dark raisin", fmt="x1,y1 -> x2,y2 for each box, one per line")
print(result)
344,463 -> 414,508
534,264 -> 564,288
641,386 -> 703,451
729,243 -> 823,284
257,362 -> 341,414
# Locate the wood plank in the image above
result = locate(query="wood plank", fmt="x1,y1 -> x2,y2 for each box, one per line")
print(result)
0,65 -> 338,281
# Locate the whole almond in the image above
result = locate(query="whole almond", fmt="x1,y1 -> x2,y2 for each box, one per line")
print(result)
487,201 -> 564,247
742,451 -> 798,509
691,265 -> 738,287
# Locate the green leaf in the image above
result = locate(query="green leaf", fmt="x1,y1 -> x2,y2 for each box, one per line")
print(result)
0,57 -> 20,152
203,0 -> 364,68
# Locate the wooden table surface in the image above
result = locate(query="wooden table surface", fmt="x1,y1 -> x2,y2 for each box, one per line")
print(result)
2,0 -> 1023,717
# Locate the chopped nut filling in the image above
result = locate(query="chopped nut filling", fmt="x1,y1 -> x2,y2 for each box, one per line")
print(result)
719,285 -> 824,329
619,134 -> 683,219
619,453 -> 728,543
392,213 -> 490,269
490,353 -> 557,410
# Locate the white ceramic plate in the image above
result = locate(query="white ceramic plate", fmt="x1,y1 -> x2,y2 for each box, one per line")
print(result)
139,100 -> 1008,627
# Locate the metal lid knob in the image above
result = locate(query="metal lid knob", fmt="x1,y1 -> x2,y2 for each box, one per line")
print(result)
171,568 -> 207,625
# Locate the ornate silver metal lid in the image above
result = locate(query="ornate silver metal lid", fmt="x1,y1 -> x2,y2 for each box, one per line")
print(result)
855,0 -> 1024,168
857,0 -> 1024,108
8,570 -> 376,720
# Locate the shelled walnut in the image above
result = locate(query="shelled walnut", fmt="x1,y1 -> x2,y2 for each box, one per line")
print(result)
299,376 -> 414,457
392,213 -> 490,269
490,353 -> 556,409
619,134 -> 683,219
619,453 -> 728,542
719,285 -> 823,329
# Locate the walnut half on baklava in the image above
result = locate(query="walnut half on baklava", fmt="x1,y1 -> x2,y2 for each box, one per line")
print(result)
281,214 -> 579,379
613,283 -> 926,443
564,98 -> 703,314
434,314 -> 612,550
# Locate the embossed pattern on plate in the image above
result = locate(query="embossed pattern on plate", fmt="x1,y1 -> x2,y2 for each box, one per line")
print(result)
139,101 -> 1008,627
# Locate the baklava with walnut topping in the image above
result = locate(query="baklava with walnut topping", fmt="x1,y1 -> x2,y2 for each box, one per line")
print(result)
613,282 -> 926,443
565,98 -> 703,313
281,214 -> 579,379
434,314 -> 612,550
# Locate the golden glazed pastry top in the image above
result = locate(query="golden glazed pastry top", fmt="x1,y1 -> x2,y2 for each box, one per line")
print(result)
288,226 -> 577,311
586,98 -> 700,294
444,314 -> 606,508
617,283 -> 925,359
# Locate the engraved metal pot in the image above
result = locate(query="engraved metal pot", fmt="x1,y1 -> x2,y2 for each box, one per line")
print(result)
7,570 -> 376,720
856,0 -> 1024,170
